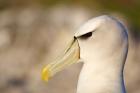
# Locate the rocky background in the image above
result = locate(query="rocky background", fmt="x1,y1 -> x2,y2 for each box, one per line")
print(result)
0,1 -> 139,93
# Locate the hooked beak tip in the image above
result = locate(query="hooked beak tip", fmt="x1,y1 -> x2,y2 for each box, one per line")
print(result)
42,67 -> 50,82
41,37 -> 80,83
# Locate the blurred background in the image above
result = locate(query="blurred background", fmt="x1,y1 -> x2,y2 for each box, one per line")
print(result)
0,0 -> 139,93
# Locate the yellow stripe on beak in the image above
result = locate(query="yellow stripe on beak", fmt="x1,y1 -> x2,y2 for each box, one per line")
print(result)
42,37 -> 80,82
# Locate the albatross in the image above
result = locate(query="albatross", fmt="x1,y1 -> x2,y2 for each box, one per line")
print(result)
42,15 -> 128,93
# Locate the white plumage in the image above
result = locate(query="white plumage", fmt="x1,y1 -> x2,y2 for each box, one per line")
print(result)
42,15 -> 128,93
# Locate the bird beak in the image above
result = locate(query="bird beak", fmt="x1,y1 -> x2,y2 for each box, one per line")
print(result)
42,37 -> 80,82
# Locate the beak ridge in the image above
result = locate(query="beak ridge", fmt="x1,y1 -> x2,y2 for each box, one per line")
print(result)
41,37 -> 80,82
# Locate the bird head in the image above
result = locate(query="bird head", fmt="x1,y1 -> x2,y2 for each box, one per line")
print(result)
41,15 -> 128,82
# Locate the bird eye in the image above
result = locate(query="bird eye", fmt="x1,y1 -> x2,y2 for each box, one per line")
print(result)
80,32 -> 92,39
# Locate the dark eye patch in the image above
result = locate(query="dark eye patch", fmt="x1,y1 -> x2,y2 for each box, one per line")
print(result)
80,32 -> 92,39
